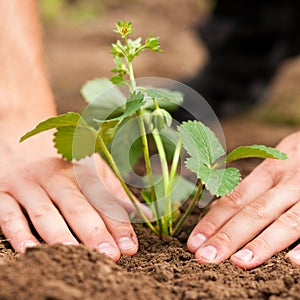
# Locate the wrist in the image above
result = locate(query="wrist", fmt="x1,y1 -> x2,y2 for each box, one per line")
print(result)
0,46 -> 57,123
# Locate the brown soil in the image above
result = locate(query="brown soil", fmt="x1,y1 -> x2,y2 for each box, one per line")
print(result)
1,1 -> 300,299
1,220 -> 300,300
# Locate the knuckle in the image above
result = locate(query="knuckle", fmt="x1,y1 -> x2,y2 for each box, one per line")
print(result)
250,236 -> 271,252
0,211 -> 19,227
277,211 -> 300,233
31,203 -> 58,219
79,176 -> 100,192
66,198 -> 90,215
215,231 -> 234,248
13,229 -> 32,241
222,189 -> 245,211
197,219 -> 218,235
85,226 -> 111,245
112,224 -> 133,236
259,160 -> 277,181
243,201 -> 268,222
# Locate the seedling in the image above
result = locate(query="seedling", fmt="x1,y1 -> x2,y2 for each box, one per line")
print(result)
20,20 -> 287,237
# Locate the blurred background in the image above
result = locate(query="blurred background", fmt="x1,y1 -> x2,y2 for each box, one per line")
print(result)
39,0 -> 300,128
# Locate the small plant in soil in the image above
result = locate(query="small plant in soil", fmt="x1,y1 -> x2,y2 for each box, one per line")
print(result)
20,20 -> 287,237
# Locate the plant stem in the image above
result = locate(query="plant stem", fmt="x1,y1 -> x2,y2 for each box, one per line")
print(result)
96,134 -> 159,235
125,48 -> 162,233
125,37 -> 137,91
167,140 -> 182,235
172,182 -> 203,237
136,109 -> 163,232
152,128 -> 170,235
127,61 -> 136,91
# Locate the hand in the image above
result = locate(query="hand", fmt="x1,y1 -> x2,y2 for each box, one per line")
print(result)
0,127 -> 148,261
0,0 -> 150,262
187,131 -> 300,269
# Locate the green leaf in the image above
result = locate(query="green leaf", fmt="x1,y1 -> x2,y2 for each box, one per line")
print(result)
98,120 -> 119,145
80,78 -> 126,126
20,112 -> 100,162
178,120 -> 225,167
145,88 -> 183,105
226,145 -> 288,163
94,92 -> 145,123
130,90 -> 144,102
54,124 -> 100,162
111,56 -> 128,75
111,40 -> 126,57
81,78 -> 116,103
20,112 -> 82,142
145,34 -> 161,52
128,37 -> 142,48
187,161 -> 241,197
110,75 -> 126,86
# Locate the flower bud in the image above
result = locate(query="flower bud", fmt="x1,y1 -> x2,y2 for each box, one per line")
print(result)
152,108 -> 172,131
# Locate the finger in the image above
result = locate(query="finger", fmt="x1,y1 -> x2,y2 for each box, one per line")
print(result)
286,243 -> 300,266
231,200 -> 300,269
75,155 -> 153,221
188,161 -> 275,252
41,176 -> 122,261
10,182 -> 79,246
0,193 -> 39,253
194,179 -> 300,264
80,178 -> 138,256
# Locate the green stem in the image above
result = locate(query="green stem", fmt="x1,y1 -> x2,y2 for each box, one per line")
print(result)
127,62 -> 136,91
122,39 -> 165,233
96,134 -> 159,235
152,128 -> 170,235
124,37 -> 136,91
125,49 -> 162,233
211,160 -> 226,169
167,140 -> 182,235
136,109 -> 163,232
172,182 -> 203,237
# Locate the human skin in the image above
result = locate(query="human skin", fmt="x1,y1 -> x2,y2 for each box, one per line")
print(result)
0,0 -> 149,261
188,131 -> 300,269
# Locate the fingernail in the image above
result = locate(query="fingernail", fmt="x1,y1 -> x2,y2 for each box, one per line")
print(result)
287,249 -> 300,263
197,245 -> 217,261
118,237 -> 135,251
233,249 -> 253,263
190,233 -> 207,249
21,241 -> 38,252
62,242 -> 78,246
97,242 -> 116,257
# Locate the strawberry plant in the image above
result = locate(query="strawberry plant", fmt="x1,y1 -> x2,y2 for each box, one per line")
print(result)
20,20 -> 287,237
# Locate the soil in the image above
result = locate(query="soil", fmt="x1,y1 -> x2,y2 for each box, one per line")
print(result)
1,1 -> 300,299
1,217 -> 300,300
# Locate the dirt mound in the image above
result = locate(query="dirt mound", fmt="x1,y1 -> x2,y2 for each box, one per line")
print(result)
0,244 -> 169,300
